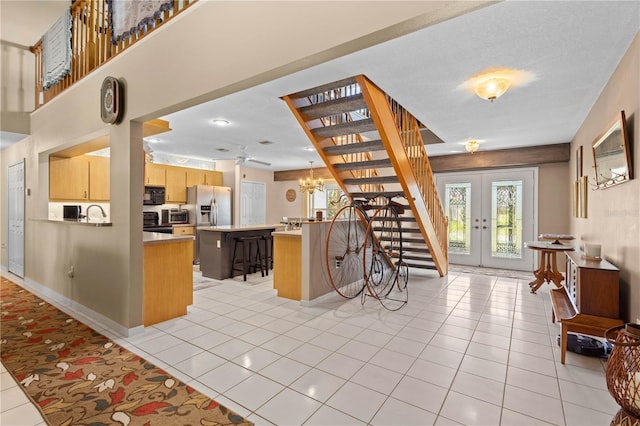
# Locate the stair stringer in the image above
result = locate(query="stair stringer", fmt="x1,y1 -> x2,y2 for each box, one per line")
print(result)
356,75 -> 448,276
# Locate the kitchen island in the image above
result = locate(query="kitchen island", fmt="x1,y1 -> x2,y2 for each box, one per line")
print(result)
198,224 -> 280,280
143,232 -> 194,326
272,221 -> 335,302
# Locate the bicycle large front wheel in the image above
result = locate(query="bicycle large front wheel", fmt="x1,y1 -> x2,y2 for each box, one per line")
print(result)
325,204 -> 371,299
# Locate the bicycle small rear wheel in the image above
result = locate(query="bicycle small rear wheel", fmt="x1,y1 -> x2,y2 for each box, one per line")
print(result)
325,204 -> 370,299
363,204 -> 403,300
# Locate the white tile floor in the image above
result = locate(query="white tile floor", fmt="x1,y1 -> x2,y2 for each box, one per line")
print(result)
1,268 -> 620,425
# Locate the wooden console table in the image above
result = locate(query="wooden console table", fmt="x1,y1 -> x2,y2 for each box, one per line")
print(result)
525,240 -> 574,293
550,251 -> 623,363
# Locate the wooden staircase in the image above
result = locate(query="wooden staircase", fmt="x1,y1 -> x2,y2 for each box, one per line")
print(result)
283,75 -> 448,276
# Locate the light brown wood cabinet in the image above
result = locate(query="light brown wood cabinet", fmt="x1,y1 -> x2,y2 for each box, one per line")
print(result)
50,156 -> 90,200
144,163 -> 166,186
172,226 -> 194,235
165,165 -> 187,203
186,169 -> 223,187
205,170 -> 223,186
88,156 -> 110,201
50,155 -> 111,201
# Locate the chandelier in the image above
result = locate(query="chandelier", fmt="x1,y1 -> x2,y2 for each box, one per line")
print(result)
299,161 -> 324,194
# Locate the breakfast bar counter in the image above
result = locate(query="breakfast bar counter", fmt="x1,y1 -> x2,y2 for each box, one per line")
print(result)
199,224 -> 281,280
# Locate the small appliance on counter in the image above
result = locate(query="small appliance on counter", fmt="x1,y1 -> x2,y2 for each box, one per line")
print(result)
169,208 -> 189,224
143,211 -> 173,234
63,205 -> 84,221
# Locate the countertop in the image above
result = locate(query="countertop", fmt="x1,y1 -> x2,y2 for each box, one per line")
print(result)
143,231 -> 194,245
39,219 -> 112,227
197,224 -> 283,232
272,229 -> 302,237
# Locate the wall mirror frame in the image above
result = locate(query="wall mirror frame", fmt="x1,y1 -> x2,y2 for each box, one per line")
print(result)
592,110 -> 633,189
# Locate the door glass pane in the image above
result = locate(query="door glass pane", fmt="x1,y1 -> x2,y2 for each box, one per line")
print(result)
445,183 -> 471,255
491,180 -> 523,259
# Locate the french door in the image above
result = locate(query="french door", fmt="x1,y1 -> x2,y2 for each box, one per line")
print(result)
436,168 -> 537,271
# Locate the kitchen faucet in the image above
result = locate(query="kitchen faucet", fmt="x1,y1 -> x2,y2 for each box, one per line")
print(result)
86,204 -> 107,223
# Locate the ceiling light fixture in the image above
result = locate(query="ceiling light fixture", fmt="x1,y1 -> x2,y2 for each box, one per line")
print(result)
299,161 -> 324,194
474,77 -> 511,102
145,138 -> 161,143
211,119 -> 230,126
465,140 -> 480,153
460,68 -> 536,103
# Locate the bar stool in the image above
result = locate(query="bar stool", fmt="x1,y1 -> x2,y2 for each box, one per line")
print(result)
230,236 -> 264,281
261,234 -> 274,276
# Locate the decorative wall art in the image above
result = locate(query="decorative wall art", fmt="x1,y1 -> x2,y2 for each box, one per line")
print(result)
574,146 -> 588,218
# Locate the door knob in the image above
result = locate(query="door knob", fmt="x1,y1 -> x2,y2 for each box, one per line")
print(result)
482,226 -> 488,229
473,226 -> 479,229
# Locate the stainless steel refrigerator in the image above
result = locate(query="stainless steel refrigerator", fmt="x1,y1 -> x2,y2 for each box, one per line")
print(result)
187,185 -> 232,263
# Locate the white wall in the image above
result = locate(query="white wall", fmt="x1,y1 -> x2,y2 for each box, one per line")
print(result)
570,32 -> 640,323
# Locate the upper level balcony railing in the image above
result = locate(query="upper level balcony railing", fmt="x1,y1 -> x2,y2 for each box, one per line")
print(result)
30,0 -> 196,109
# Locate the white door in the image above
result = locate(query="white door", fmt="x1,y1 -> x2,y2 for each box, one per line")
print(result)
8,160 -> 25,277
240,181 -> 266,225
437,168 -> 537,271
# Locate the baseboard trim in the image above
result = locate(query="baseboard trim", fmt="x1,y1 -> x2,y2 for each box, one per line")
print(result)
1,270 -> 142,338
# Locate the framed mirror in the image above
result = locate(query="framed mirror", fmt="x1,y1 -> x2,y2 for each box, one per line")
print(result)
592,110 -> 633,189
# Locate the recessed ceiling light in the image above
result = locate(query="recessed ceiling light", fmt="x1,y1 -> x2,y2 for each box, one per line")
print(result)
211,119 -> 230,126
216,148 -> 230,152
145,138 -> 161,143
258,140 -> 274,145
303,147 -> 316,152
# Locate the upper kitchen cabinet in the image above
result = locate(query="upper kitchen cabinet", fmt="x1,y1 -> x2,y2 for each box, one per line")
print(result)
88,156 -> 110,201
50,156 -> 89,200
165,165 -> 187,203
50,155 -> 111,201
205,171 -> 223,186
145,163 -> 166,186
186,169 -> 223,187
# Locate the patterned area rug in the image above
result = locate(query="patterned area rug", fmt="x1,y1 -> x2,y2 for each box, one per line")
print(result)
0,277 -> 253,426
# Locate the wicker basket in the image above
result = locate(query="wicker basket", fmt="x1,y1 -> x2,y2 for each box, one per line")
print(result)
606,324 -> 640,418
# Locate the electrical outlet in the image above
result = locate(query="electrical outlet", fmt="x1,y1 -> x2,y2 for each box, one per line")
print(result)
217,240 -> 221,248
335,260 -> 342,268
636,318 -> 640,325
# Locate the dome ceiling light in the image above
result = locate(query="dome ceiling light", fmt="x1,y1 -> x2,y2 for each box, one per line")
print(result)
460,68 -> 536,102
465,140 -> 480,153
211,119 -> 230,126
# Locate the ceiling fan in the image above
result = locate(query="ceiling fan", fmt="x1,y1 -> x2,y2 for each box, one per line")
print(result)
234,145 -> 271,166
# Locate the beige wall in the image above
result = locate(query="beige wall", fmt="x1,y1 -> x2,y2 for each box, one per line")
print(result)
2,1 -> 493,330
570,32 -> 640,323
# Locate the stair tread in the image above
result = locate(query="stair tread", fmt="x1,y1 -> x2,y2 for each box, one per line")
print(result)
299,94 -> 366,119
312,119 -> 376,138
334,158 -> 392,171
406,263 -> 438,270
392,254 -> 434,261
324,139 -> 385,155
290,76 -> 359,99
343,176 -> 399,185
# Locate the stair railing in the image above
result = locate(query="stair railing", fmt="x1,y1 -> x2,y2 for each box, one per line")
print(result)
30,0 -> 196,109
385,96 -> 448,266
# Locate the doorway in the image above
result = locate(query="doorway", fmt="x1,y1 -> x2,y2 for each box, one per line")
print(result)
436,168 -> 537,271
8,160 -> 25,278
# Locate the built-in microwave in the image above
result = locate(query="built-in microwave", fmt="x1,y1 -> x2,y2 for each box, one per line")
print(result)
143,186 -> 165,205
